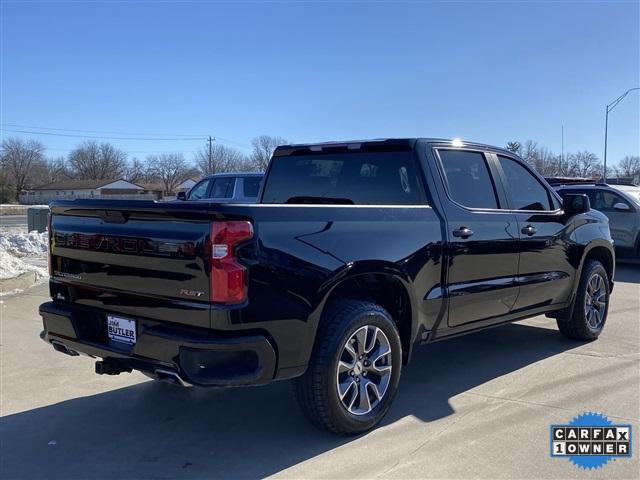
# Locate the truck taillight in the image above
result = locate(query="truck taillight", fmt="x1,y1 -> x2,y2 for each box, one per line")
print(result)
209,221 -> 253,304
47,212 -> 52,276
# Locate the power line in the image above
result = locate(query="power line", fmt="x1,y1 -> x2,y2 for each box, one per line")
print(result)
1,122 -> 207,137
0,123 -> 252,148
44,147 -> 198,155
0,128 -> 204,141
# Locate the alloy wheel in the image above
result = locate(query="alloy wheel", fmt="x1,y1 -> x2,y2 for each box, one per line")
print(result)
335,325 -> 393,416
584,273 -> 607,330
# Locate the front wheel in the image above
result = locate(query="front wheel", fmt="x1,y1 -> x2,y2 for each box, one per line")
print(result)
293,299 -> 402,435
557,260 -> 610,341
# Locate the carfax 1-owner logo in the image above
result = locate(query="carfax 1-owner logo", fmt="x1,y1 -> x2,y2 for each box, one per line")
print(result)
550,412 -> 633,470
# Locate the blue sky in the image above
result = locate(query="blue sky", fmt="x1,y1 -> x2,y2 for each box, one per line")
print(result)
1,1 -> 638,165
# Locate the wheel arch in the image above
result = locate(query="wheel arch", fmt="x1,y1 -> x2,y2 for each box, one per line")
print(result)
312,263 -> 419,365
581,242 -> 615,291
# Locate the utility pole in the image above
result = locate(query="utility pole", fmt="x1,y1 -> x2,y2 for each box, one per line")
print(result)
207,136 -> 215,173
604,106 -> 609,181
561,125 -> 564,171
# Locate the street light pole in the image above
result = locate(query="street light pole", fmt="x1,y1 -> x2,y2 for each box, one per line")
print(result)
603,87 -> 640,182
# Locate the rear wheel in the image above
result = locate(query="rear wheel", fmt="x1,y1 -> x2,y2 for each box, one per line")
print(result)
557,260 -> 610,341
293,299 -> 402,435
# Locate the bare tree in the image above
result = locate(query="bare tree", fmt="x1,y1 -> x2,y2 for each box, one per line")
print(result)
194,144 -> 247,174
519,140 -> 539,165
505,139 -> 604,179
147,153 -> 190,195
534,148 -> 559,176
0,169 -> 11,203
45,157 -> 69,183
124,157 -> 148,184
68,141 -> 127,179
506,141 -> 521,154
616,156 -> 640,178
250,135 -> 287,171
0,137 -> 45,201
571,151 -> 601,178
518,140 -> 558,176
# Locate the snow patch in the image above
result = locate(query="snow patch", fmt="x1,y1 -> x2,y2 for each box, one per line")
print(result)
0,230 -> 49,282
0,231 -> 48,257
0,250 -> 47,281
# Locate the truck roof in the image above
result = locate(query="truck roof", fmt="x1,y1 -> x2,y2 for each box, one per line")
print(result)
274,138 -> 518,158
201,172 -> 264,179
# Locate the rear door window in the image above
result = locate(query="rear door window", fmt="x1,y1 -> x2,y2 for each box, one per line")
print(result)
210,177 -> 235,199
437,150 -> 498,209
261,151 -> 426,205
243,177 -> 262,197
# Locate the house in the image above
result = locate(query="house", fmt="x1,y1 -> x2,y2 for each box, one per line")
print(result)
20,179 -> 156,204
139,178 -> 199,199
139,182 -> 166,197
175,178 -> 198,193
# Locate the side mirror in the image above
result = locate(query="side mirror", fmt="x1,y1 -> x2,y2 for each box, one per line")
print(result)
177,191 -> 187,201
613,202 -> 631,212
563,194 -> 590,215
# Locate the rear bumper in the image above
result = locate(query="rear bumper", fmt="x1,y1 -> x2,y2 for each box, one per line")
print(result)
39,301 -> 277,387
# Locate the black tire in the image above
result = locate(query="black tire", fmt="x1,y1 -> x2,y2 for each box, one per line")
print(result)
293,299 -> 402,435
557,260 -> 610,341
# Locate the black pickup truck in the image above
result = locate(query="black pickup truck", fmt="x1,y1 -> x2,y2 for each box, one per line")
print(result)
41,138 -> 615,435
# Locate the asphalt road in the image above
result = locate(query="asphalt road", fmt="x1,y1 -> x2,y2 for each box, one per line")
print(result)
0,215 -> 27,227
0,215 -> 28,235
1,266 -> 638,479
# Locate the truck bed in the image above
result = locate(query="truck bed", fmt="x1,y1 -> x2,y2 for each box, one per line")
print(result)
47,199 -> 443,376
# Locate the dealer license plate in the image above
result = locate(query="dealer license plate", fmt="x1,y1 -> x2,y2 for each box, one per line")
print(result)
107,315 -> 137,345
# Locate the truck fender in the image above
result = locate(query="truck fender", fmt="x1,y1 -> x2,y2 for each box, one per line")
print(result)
300,261 -> 421,367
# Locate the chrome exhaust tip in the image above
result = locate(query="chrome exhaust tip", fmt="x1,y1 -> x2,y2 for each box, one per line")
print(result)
51,340 -> 79,357
154,368 -> 193,387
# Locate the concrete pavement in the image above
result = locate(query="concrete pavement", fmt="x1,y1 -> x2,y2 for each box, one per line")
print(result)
1,266 -> 638,479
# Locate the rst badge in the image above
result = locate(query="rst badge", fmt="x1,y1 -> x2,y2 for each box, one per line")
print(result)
551,412 -> 632,470
180,288 -> 205,298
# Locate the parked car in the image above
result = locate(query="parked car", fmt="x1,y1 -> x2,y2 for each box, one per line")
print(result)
610,183 -> 640,205
177,172 -> 263,203
41,138 -> 614,435
555,182 -> 640,259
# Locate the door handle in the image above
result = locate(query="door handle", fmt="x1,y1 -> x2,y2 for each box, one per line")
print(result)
452,227 -> 474,239
521,225 -> 537,236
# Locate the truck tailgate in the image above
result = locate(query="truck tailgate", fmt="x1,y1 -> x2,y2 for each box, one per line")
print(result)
49,201 -> 222,328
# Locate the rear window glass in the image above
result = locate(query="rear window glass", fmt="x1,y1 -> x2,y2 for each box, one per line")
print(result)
438,150 -> 498,209
243,176 -> 262,197
211,177 -> 235,199
261,152 -> 427,205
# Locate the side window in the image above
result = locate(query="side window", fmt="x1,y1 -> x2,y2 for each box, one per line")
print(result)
498,156 -> 552,211
592,190 -> 632,212
187,179 -> 211,200
243,177 -> 262,197
210,177 -> 235,199
438,150 -> 498,209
